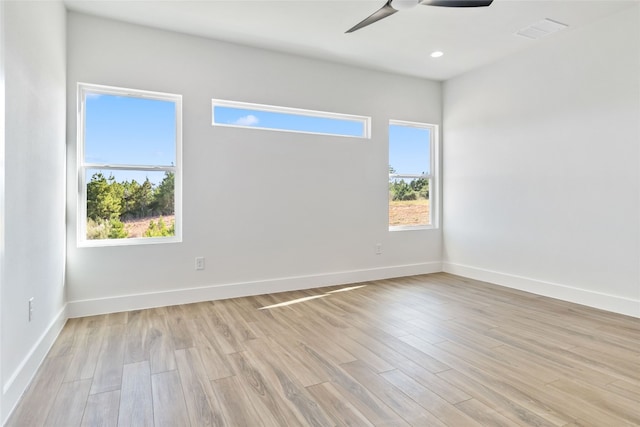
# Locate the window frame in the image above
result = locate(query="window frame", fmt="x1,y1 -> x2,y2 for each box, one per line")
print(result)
212,98 -> 371,139
77,83 -> 182,247
388,119 -> 438,231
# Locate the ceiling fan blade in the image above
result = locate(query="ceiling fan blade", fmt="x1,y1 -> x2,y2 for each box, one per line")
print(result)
421,0 -> 493,7
346,1 -> 398,33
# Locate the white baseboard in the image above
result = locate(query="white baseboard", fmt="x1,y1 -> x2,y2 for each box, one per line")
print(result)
2,305 -> 68,426
443,262 -> 640,318
67,262 -> 443,318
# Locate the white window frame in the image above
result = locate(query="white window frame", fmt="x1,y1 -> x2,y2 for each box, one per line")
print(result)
388,119 -> 438,231
212,98 -> 371,139
77,83 -> 182,247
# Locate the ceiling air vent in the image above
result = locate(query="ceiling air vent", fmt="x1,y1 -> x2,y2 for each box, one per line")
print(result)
515,18 -> 568,40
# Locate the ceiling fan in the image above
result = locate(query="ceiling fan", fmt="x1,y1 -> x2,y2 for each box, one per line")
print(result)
346,0 -> 494,33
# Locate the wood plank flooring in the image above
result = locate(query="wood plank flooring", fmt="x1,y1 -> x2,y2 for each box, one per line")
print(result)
7,273 -> 640,426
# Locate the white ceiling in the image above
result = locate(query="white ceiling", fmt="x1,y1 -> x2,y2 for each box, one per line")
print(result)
63,0 -> 638,81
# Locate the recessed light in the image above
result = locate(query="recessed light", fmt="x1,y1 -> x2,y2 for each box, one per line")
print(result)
430,51 -> 444,58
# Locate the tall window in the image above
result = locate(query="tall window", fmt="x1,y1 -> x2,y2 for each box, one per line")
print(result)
77,83 -> 182,246
388,120 -> 436,229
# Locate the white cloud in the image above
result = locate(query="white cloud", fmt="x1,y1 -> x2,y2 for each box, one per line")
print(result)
233,114 -> 259,126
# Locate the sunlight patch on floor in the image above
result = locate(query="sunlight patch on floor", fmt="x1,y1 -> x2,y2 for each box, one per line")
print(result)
258,284 -> 367,310
258,294 -> 327,310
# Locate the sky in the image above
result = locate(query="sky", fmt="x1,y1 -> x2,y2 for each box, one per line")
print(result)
389,124 -> 431,176
213,105 -> 365,137
85,93 -> 175,184
85,94 -> 429,184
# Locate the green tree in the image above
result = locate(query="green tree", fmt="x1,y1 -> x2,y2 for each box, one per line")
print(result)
86,217 -> 128,240
132,178 -> 154,218
144,216 -> 175,237
390,180 -> 417,201
108,217 -> 128,239
87,173 -> 122,220
152,172 -> 175,215
120,179 -> 141,220
410,177 -> 429,199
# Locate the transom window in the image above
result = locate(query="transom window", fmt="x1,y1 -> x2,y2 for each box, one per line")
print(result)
388,120 -> 436,229
77,83 -> 182,246
212,99 -> 370,139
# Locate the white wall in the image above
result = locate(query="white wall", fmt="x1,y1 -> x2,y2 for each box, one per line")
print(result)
0,0 -> 5,421
443,6 -> 640,317
65,13 -> 442,316
2,1 -> 67,423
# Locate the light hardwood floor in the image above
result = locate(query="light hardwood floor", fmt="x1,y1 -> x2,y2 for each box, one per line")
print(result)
7,273 -> 640,426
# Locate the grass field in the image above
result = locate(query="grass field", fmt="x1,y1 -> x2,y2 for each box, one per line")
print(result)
389,199 -> 429,226
119,203 -> 426,237
124,214 -> 175,238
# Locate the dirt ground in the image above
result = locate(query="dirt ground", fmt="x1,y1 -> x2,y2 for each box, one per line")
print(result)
122,204 -> 426,236
124,215 -> 175,238
389,200 -> 430,226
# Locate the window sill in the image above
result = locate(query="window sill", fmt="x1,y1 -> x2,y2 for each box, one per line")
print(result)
78,235 -> 182,248
389,225 -> 436,232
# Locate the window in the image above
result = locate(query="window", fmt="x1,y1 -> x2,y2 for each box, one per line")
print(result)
77,83 -> 182,246
388,120 -> 436,229
212,99 -> 370,139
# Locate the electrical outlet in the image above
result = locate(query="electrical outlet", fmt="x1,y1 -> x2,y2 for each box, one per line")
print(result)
28,297 -> 34,322
375,243 -> 382,255
195,257 -> 205,270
